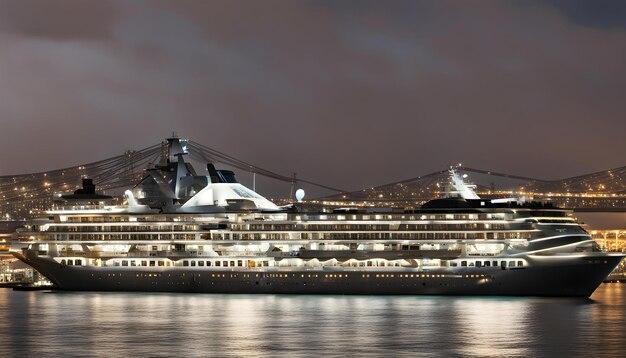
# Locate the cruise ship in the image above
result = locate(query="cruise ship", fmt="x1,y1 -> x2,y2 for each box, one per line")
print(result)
10,137 -> 624,296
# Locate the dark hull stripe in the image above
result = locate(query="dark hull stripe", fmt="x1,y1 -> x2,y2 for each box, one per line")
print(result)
16,253 -> 624,297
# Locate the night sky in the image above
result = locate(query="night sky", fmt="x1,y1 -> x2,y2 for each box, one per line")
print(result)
1,1 -> 625,197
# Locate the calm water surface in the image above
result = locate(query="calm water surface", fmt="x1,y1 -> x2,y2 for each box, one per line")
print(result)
1,284 -> 625,357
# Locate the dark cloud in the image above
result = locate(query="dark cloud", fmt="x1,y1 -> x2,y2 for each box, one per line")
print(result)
539,0 -> 626,30
0,0 -> 117,40
0,0 -> 624,198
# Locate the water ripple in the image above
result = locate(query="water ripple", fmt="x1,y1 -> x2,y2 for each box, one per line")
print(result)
0,284 -> 624,357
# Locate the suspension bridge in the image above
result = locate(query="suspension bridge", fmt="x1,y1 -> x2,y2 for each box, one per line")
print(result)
0,139 -> 348,220
0,138 -> 625,220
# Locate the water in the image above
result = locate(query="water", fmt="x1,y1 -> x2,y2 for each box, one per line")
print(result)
1,284 -> 626,357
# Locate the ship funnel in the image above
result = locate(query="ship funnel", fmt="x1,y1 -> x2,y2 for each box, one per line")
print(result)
125,190 -> 139,206
174,154 -> 191,199
447,168 -> 480,200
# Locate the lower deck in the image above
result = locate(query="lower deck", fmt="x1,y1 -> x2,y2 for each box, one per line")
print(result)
14,251 -> 624,297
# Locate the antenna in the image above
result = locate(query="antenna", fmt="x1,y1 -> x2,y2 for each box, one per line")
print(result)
289,172 -> 297,199
251,167 -> 256,192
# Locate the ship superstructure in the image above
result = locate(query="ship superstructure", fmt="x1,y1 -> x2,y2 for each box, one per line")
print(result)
10,137 -> 624,296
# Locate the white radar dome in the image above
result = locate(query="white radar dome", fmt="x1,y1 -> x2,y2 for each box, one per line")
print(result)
295,189 -> 305,202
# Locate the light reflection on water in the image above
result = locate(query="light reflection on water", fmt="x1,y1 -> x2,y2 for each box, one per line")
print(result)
1,284 -> 625,357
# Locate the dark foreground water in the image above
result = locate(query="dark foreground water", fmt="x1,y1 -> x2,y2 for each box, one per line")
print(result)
1,284 -> 626,357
